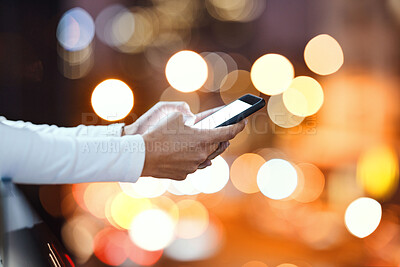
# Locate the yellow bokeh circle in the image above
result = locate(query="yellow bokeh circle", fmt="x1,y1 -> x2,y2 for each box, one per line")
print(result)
267,94 -> 304,128
357,145 -> 399,200
250,53 -> 294,95
304,34 -> 344,76
110,192 -> 151,229
283,76 -> 324,117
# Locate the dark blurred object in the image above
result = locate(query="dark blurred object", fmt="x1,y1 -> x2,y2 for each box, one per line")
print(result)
0,180 -> 74,267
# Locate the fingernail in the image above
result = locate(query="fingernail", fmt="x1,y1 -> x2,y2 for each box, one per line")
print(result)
244,119 -> 248,125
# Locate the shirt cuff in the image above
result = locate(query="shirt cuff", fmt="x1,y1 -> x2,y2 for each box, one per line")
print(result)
97,123 -> 125,137
79,123 -> 125,137
119,134 -> 146,182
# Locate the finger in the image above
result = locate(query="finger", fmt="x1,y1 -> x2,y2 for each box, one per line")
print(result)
159,112 -> 185,131
205,142 -> 219,154
200,119 -> 246,143
207,141 -> 230,161
198,159 -> 212,169
164,102 -> 196,125
194,106 -> 223,123
162,101 -> 193,116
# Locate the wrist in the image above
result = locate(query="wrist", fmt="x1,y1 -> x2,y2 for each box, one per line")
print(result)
141,133 -> 154,177
122,123 -> 138,136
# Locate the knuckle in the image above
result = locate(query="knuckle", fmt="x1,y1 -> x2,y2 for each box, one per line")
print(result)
187,165 -> 198,173
198,138 -> 207,145
177,173 -> 187,180
196,157 -> 204,165
182,102 -> 190,109
172,112 -> 183,120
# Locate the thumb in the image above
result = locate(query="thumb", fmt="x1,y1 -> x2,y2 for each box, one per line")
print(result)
172,102 -> 196,126
167,102 -> 193,116
199,120 -> 246,143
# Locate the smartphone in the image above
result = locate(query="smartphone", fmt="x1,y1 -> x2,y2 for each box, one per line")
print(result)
193,94 -> 265,129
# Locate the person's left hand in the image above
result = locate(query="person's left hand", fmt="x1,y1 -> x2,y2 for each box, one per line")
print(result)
193,106 -> 233,169
122,101 -> 195,135
123,102 -> 236,170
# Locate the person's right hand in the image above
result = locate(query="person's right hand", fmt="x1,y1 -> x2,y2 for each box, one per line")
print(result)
141,112 -> 245,180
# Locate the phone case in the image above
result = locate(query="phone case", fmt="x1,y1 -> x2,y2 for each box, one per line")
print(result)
216,94 -> 265,127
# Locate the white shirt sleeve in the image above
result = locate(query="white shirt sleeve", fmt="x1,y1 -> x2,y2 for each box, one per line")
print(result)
0,116 -> 124,137
0,122 -> 146,184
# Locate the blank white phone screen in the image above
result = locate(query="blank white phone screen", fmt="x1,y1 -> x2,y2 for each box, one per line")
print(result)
193,100 -> 251,129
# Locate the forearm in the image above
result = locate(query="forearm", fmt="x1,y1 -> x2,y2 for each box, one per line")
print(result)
0,116 -> 124,137
0,123 -> 145,184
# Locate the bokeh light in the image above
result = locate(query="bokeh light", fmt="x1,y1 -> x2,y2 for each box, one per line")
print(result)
96,5 -> 160,54
129,209 -> 175,251
292,163 -> 325,203
110,9 -> 135,47
119,177 -> 170,199
276,264 -> 298,267
250,54 -> 294,95
95,4 -> 128,47
57,44 -> 94,80
388,0 -> 400,25
84,182 -> 121,219
201,52 -> 229,92
57,7 -> 95,51
61,192 -> 77,219
110,192 -> 151,229
105,196 -> 124,230
304,34 -> 344,76
282,76 -> 324,117
255,147 -> 289,162
220,70 -> 260,104
150,196 -> 180,224
175,199 -> 209,239
190,156 -> 230,194
93,227 -> 129,266
61,215 -> 100,264
165,218 -> 223,261
160,86 -> 200,113
165,50 -> 208,92
267,94 -> 305,128
126,241 -> 163,266
345,197 -> 382,238
242,261 -> 268,267
230,153 -> 265,194
357,144 -> 399,200
71,183 -> 90,211
206,0 -> 266,22
116,8 -> 158,54
168,179 -> 201,195
257,159 -> 298,200
91,79 -> 134,121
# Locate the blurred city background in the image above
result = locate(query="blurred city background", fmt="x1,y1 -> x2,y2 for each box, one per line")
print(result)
1,0 -> 400,266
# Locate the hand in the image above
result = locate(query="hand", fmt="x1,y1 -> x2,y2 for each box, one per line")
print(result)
141,112 -> 245,180
122,101 -> 194,136
193,106 -> 241,169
